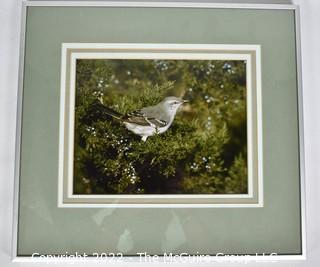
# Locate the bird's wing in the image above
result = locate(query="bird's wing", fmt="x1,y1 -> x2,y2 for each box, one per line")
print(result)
147,118 -> 168,128
124,109 -> 168,128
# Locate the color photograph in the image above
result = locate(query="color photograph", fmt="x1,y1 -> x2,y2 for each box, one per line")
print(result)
73,58 -> 247,195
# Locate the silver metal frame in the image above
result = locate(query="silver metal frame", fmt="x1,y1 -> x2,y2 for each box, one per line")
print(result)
11,0 -> 306,262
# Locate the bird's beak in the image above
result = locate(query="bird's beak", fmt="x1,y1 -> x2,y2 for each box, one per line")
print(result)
182,100 -> 189,104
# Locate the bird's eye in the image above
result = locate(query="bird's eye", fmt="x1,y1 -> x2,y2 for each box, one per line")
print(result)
174,101 -> 179,104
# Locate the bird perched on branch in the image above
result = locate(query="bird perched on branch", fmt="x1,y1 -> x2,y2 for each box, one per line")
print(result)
94,96 -> 188,141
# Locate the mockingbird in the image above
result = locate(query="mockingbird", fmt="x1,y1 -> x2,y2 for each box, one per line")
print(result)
96,96 -> 188,141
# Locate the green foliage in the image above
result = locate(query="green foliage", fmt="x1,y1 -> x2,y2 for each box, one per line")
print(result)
74,59 -> 247,194
225,153 -> 248,194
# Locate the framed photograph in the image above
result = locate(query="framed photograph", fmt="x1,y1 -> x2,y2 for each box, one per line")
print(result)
13,1 -> 306,262
59,43 -> 262,207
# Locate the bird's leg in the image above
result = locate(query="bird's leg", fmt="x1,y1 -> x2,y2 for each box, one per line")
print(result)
141,136 -> 148,142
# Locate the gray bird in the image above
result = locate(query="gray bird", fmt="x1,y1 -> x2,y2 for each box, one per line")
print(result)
98,96 -> 188,141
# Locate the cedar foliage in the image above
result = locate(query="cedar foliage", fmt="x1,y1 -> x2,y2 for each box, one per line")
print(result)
74,59 -> 247,194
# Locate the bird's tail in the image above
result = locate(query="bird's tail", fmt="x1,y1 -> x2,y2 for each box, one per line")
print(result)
102,106 -> 123,120
91,101 -> 123,120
